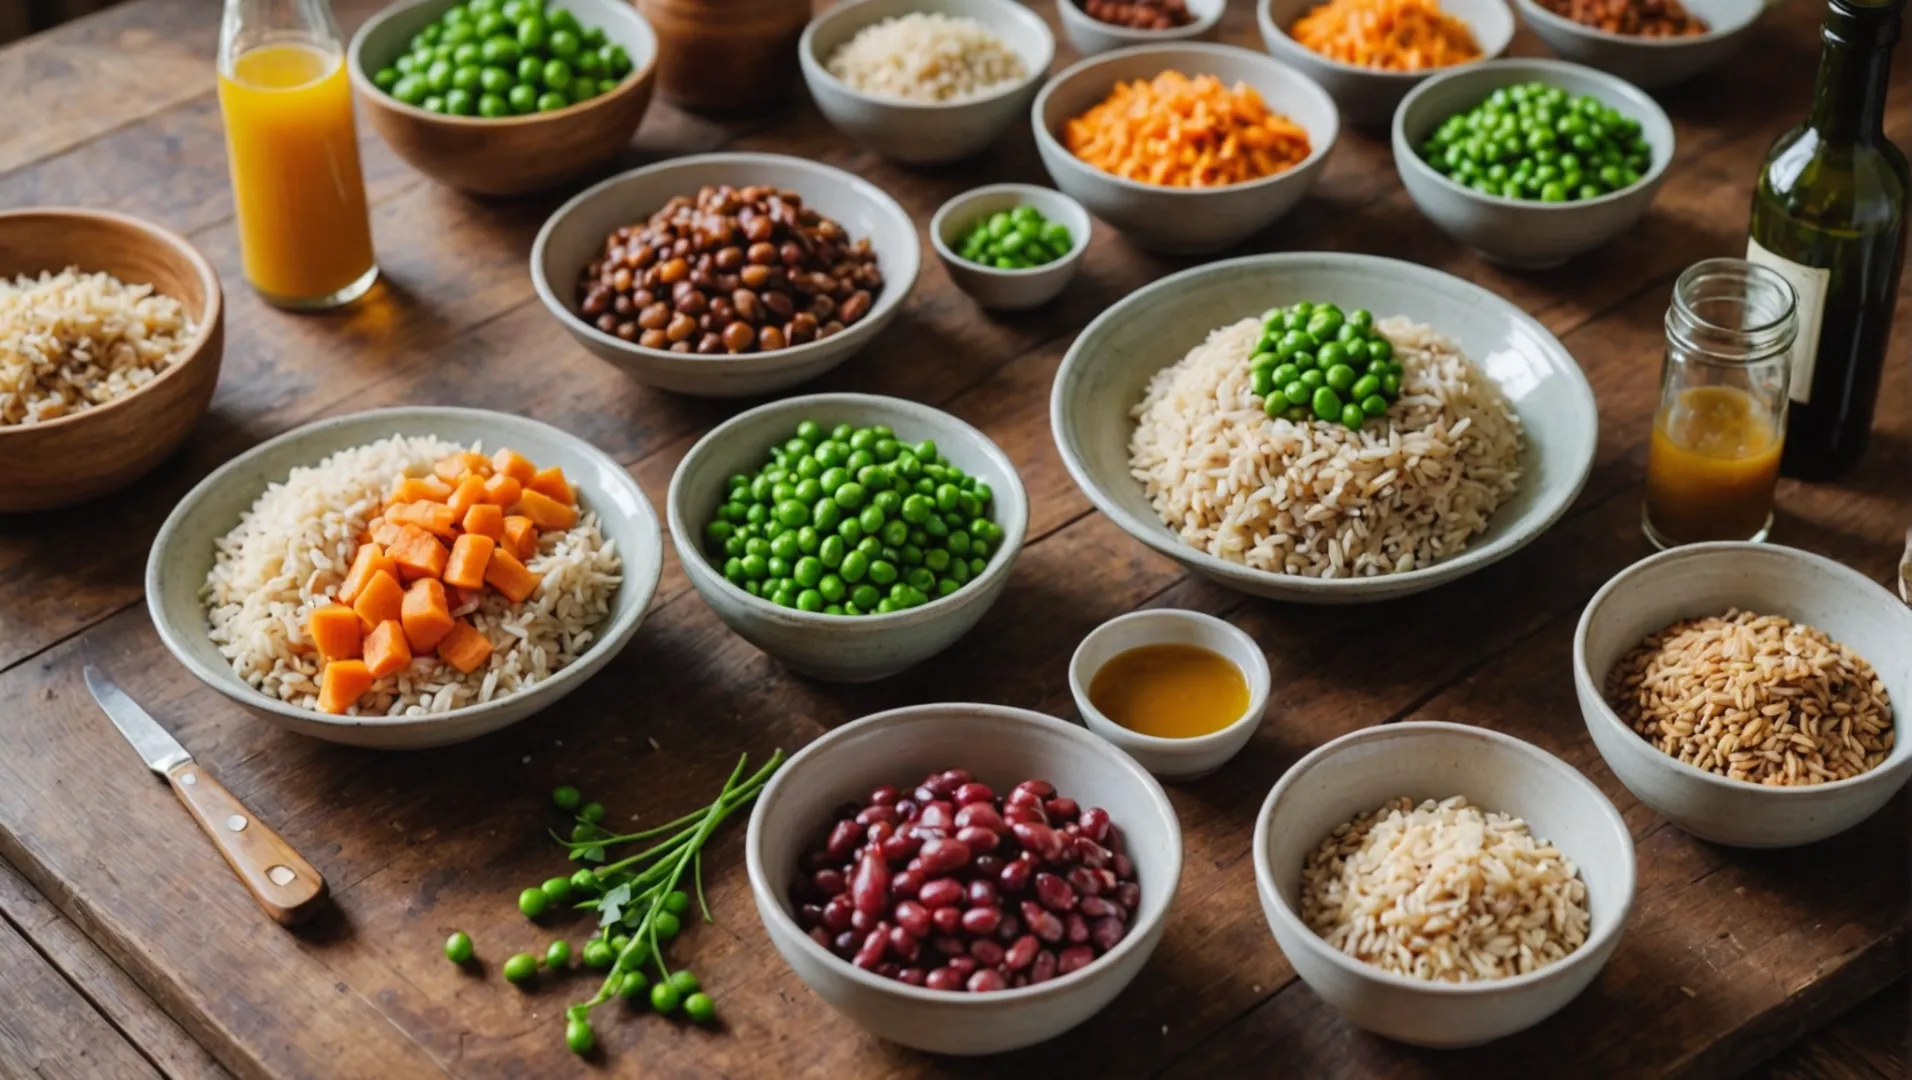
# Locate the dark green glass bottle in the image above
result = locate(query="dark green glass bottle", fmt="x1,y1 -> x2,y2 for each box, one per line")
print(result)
1747,0 -> 1908,479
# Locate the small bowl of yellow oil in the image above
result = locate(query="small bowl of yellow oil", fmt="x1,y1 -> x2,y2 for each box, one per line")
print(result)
1068,609 -> 1271,780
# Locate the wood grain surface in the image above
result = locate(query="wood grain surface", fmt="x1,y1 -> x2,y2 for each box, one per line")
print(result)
0,0 -> 1906,1078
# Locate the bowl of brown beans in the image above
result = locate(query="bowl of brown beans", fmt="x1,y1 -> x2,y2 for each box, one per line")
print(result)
747,702 -> 1182,1054
530,152 -> 920,398
1054,0 -> 1225,57
1512,0 -> 1763,90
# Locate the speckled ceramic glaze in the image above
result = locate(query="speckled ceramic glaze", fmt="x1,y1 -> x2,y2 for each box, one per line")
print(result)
1258,0 -> 1515,127
930,184 -> 1093,311
1054,0 -> 1225,57
147,407 -> 663,750
1513,0 -> 1767,90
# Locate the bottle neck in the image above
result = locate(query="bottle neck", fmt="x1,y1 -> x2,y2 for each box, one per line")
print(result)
1810,0 -> 1902,144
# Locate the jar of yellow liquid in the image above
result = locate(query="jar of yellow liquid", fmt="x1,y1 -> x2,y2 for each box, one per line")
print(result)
217,0 -> 377,309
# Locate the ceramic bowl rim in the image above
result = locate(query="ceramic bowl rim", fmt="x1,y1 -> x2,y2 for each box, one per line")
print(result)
797,0 -> 1057,113
745,701 -> 1184,1005
1256,0 -> 1517,81
1067,608 -> 1272,753
928,183 -> 1093,280
1253,720 -> 1637,995
1054,0 -> 1226,45
1511,0 -> 1761,48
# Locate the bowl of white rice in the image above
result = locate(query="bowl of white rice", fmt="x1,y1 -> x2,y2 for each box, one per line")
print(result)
800,0 -> 1055,164
1253,722 -> 1636,1046
147,407 -> 663,750
1050,251 -> 1597,604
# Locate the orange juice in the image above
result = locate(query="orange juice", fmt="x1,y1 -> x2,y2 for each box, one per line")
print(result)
1644,385 -> 1784,545
218,41 -> 375,307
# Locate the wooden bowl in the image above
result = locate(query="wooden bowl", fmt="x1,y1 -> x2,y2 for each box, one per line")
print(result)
0,208 -> 223,513
348,0 -> 659,197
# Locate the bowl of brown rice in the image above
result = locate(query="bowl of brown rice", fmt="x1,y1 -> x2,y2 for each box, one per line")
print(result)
1575,542 -> 1912,848
1050,252 -> 1596,604
1254,721 -> 1635,1046
147,407 -> 662,750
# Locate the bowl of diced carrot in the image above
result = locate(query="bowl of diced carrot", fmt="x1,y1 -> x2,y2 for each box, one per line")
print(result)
1258,0 -> 1515,127
1031,43 -> 1340,254
147,406 -> 663,750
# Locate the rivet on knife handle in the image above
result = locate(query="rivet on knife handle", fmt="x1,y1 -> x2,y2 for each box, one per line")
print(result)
166,762 -> 329,926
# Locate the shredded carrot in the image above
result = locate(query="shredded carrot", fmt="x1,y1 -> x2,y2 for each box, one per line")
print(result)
1061,71 -> 1313,189
1290,0 -> 1482,73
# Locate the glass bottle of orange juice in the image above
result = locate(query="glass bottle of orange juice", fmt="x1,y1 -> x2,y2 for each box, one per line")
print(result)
217,0 -> 377,309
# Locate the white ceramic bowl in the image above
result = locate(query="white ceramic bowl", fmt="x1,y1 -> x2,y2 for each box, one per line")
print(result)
1255,722 -> 1636,1046
1032,43 -> 1339,254
1258,0 -> 1515,128
1575,542 -> 1912,848
1069,609 -> 1271,780
1393,59 -> 1675,269
530,153 -> 921,398
799,0 -> 1056,164
666,393 -> 1029,682
930,184 -> 1093,311
1054,0 -> 1225,56
1514,0 -> 1766,89
1051,252 -> 1597,604
747,702 -> 1183,1054
148,407 -> 664,750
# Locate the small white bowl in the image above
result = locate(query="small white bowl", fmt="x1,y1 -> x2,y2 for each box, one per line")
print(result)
1054,0 -> 1225,57
799,0 -> 1056,164
1258,0 -> 1515,128
1392,58 -> 1675,269
530,152 -> 920,399
666,393 -> 1029,682
1032,43 -> 1339,254
1068,609 -> 1271,780
930,184 -> 1093,311
1513,0 -> 1766,90
1254,722 -> 1636,1047
1575,542 -> 1912,848
746,702 -> 1184,1054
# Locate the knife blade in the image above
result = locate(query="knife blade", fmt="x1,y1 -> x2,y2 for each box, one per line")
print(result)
84,666 -> 328,926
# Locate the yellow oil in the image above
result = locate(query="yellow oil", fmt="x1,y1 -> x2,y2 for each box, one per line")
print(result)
1088,643 -> 1249,739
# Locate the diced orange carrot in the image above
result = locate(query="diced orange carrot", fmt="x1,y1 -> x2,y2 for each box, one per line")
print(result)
371,520 -> 404,547
307,603 -> 363,661
433,455 -> 470,484
354,529 -> 374,546
503,516 -> 539,558
400,577 -> 456,652
462,502 -> 505,540
482,474 -> 523,507
388,524 -> 451,582
484,548 -> 543,603
492,448 -> 537,484
436,620 -> 495,674
391,475 -> 453,504
362,619 -> 412,678
445,584 -> 480,613
443,533 -> 496,591
459,451 -> 492,477
352,569 -> 405,632
387,500 -> 460,538
515,488 -> 579,531
339,542 -> 397,606
447,474 -> 487,522
318,659 -> 374,715
526,466 -> 575,506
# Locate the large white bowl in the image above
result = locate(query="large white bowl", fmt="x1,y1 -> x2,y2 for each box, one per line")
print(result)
930,183 -> 1093,311
666,393 -> 1029,682
1032,43 -> 1340,254
1513,0 -> 1766,89
1258,0 -> 1515,127
1575,542 -> 1912,848
148,408 -> 663,750
1393,59 -> 1675,269
1055,0 -> 1226,57
530,153 -> 921,398
1050,252 -> 1598,604
799,0 -> 1055,164
746,702 -> 1183,1054
1255,722 -> 1636,1046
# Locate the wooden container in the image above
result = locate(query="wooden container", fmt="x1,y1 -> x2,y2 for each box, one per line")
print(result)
638,0 -> 811,114
0,208 -> 224,512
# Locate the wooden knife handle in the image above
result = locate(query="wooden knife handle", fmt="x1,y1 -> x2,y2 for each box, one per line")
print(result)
166,762 -> 329,926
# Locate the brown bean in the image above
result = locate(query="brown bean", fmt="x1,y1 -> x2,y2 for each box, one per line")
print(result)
696,332 -> 723,354
746,241 -> 778,265
820,320 -> 846,339
612,293 -> 634,316
739,264 -> 773,289
676,289 -> 709,316
638,328 -> 668,350
657,257 -> 690,284
721,321 -> 755,352
789,312 -> 820,340
763,290 -> 795,318
714,245 -> 745,271
758,324 -> 787,352
594,313 -> 618,333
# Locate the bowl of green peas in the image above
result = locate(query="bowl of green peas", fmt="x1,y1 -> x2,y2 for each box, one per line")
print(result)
348,0 -> 657,195
930,184 -> 1091,311
1392,59 -> 1673,268
666,393 -> 1028,683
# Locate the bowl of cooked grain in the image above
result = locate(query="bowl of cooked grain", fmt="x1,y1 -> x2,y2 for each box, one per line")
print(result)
1576,542 -> 1912,848
0,208 -> 223,512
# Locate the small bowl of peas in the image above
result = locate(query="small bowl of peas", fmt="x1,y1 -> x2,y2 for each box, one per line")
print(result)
348,0 -> 658,196
930,183 -> 1092,312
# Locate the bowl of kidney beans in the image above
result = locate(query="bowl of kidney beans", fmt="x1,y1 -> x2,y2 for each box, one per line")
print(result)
1055,0 -> 1223,57
532,152 -> 920,398
747,703 -> 1181,1055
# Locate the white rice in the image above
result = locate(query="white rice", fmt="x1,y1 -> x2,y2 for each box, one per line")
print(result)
1128,315 -> 1523,578
825,13 -> 1027,103
201,435 -> 622,717
1300,796 -> 1590,983
1,267 -> 196,426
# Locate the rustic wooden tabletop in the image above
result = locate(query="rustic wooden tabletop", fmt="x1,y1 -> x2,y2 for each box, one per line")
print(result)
0,1 -> 1908,1077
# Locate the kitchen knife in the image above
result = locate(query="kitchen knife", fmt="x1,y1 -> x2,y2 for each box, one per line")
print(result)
84,665 -> 328,926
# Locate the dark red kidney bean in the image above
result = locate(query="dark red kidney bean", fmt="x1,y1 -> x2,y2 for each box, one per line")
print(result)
1002,805 -> 1045,828
865,821 -> 895,847
1014,780 -> 1057,800
851,909 -> 875,933
1113,853 -> 1134,881
825,819 -> 861,861
968,969 -> 1007,993
1021,901 -> 1065,943
899,967 -> 927,987
1065,912 -> 1090,944
1115,882 -> 1141,911
1079,807 -> 1111,843
851,850 -> 890,918
961,906 -> 1002,936
1068,867 -> 1113,896
995,913 -> 1021,943
934,935 -> 967,958
1079,896 -> 1123,921
798,903 -> 824,929
1091,916 -> 1126,952
1031,949 -> 1059,984
967,879 -> 999,907
918,877 -> 963,909
926,967 -> 964,992
931,905 -> 964,935
890,869 -> 923,899
912,785 -> 937,805
1011,822 -> 1066,862
956,825 -> 1000,853
853,924 -> 890,969
1010,974 -> 1029,989
922,773 -> 957,798
822,894 -> 854,933
833,930 -> 859,958
856,804 -> 899,827
1058,946 -> 1096,976
894,900 -> 931,939
946,956 -> 977,977
973,854 -> 1004,879
1044,797 -> 1080,821
918,837 -> 972,875
895,799 -> 917,820
876,961 -> 900,979
1061,822 -> 1082,840
999,856 -> 1033,894
953,782 -> 995,806
1074,838 -> 1111,869
1005,934 -> 1040,970
880,834 -> 919,864
869,784 -> 900,806
814,868 -> 847,896
1034,873 -> 1079,913
906,857 -> 923,873
940,768 -> 973,789
907,826 -> 947,847
1004,789 -> 1046,815
889,926 -> 921,962
969,938 -> 1005,967
1106,824 -> 1128,855
917,801 -> 955,829
955,803 -> 1008,835
809,926 -> 833,950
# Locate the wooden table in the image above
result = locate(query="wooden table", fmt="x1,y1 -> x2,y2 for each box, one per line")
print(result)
1,1 -> 1908,1077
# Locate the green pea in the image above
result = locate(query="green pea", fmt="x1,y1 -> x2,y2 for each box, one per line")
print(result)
840,550 -> 868,583
565,1016 -> 594,1056
519,887 -> 548,918
1299,368 -> 1325,391
1284,381 -> 1311,407
1367,337 -> 1393,364
684,991 -> 716,1023
445,87 -> 475,114
374,66 -> 402,91
1325,364 -> 1357,393
482,35 -> 522,65
546,940 -> 572,967
543,57 -> 572,91
1317,342 -> 1347,369
619,969 -> 650,1000
444,931 -> 474,964
537,90 -> 568,112
1270,362 -> 1300,386
1341,402 -> 1366,430
570,868 -> 599,894
551,785 -> 581,811
1312,386 -> 1344,423
1382,372 -> 1403,396
1362,393 -> 1390,417
868,560 -> 898,587
651,980 -> 682,1014
503,953 -> 539,984
1351,374 -> 1381,401
541,875 -> 573,903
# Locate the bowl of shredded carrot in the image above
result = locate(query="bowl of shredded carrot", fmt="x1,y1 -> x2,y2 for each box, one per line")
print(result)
1258,0 -> 1514,126
1033,43 -> 1339,254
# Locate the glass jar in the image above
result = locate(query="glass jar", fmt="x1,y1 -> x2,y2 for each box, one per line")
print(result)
1642,258 -> 1798,548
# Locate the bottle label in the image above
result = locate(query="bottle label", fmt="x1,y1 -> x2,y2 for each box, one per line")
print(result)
1745,237 -> 1831,405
